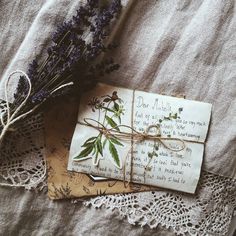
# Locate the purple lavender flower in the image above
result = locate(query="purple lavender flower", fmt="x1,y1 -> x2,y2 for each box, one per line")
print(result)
52,21 -> 73,44
11,0 -> 121,123
14,75 -> 30,100
31,90 -> 50,103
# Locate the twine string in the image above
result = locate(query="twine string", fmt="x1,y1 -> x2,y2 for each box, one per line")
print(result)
79,117 -> 192,187
0,70 -> 73,145
0,70 -> 34,144
80,118 -> 188,150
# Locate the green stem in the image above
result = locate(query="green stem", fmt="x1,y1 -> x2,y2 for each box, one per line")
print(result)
102,101 -> 112,126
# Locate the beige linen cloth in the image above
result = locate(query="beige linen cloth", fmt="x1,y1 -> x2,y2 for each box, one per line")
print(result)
0,0 -> 236,235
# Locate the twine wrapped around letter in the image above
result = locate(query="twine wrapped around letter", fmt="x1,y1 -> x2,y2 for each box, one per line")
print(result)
77,89 -> 205,187
0,70 -> 34,145
0,70 -> 73,146
78,117 -> 198,186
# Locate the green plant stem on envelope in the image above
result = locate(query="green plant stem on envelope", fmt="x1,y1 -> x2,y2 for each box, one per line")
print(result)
74,91 -> 125,168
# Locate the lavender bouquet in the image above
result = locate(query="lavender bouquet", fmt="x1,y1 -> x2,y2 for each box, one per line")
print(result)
0,0 -> 122,144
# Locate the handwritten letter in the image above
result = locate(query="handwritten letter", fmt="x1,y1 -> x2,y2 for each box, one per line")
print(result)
68,83 -> 212,193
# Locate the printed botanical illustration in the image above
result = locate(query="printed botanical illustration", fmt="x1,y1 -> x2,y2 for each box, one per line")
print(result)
74,89 -> 184,170
145,108 -> 183,168
74,91 -> 125,168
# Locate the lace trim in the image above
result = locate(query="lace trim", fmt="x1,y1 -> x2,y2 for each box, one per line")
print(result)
0,99 -> 46,190
85,171 -> 236,236
0,101 -> 235,235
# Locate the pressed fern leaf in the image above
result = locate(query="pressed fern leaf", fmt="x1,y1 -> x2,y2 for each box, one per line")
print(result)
108,141 -> 121,168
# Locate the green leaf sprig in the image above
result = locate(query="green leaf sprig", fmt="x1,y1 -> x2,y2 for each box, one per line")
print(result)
74,91 -> 125,168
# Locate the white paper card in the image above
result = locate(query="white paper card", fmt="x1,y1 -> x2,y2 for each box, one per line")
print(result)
68,83 -> 212,193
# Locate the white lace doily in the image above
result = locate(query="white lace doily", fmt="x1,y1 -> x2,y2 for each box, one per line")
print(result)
1,100 -> 235,235
0,99 -> 46,190
85,171 -> 236,236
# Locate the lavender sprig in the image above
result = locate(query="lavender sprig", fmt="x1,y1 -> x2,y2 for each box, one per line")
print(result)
5,0 -> 121,129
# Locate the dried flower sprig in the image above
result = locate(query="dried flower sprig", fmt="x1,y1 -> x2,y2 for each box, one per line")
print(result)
74,90 -> 125,168
0,0 -> 122,144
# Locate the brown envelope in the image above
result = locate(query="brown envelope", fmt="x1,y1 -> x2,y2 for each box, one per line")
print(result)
45,96 -> 155,200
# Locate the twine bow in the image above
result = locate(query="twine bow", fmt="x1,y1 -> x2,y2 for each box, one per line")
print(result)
0,70 -> 73,145
79,117 -> 189,187
80,118 -> 186,152
0,70 -> 34,145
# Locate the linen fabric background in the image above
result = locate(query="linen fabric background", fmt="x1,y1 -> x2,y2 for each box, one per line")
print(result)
0,0 -> 236,235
